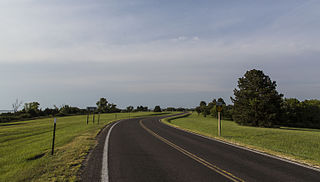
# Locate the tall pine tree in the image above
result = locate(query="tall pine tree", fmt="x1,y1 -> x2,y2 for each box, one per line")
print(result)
231,69 -> 283,127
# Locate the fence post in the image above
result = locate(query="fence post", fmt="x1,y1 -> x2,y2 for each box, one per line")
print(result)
51,118 -> 57,155
93,112 -> 95,124
86,112 -> 89,125
98,112 -> 100,124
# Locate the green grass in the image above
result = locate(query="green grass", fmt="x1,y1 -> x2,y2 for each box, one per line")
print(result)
0,112 -> 174,182
163,112 -> 320,167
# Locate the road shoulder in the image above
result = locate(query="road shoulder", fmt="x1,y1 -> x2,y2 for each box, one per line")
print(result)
79,121 -> 118,182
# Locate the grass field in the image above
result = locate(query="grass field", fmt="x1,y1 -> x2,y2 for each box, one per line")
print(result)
0,112 -> 173,182
163,112 -> 320,167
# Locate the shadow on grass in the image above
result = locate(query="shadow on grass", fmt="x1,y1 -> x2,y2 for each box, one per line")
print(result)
279,127 -> 320,132
27,153 -> 46,161
222,132 -> 276,139
1,129 -> 53,143
0,123 -> 27,127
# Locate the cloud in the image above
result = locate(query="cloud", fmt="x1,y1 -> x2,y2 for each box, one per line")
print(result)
177,36 -> 187,41
192,36 -> 199,41
1,0 -> 319,65
1,31 -> 318,64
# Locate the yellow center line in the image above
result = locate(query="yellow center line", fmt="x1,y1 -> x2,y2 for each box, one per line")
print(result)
139,120 -> 245,182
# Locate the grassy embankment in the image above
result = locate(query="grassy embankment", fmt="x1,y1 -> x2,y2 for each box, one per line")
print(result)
163,112 -> 320,168
0,112 -> 173,182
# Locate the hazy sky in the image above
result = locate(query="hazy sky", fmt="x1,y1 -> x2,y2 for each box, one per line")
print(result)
1,0 -> 320,109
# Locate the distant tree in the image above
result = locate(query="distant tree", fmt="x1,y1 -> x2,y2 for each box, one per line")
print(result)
300,100 -> 320,128
176,107 -> 186,112
59,105 -> 70,115
203,106 -> 211,117
217,98 -> 226,105
210,105 -> 218,118
280,99 -> 320,128
58,105 -> 82,115
280,98 -> 301,126
154,106 -> 162,112
212,99 -> 217,106
231,69 -> 283,127
126,106 -> 134,112
43,107 -> 59,116
199,101 -> 208,116
135,105 -> 148,112
195,106 -> 201,116
200,101 -> 206,108
108,103 -> 121,113
166,107 -> 176,112
96,98 -> 108,113
224,105 -> 234,120
207,102 -> 214,110
12,99 -> 23,113
136,106 -> 143,111
23,102 -> 40,117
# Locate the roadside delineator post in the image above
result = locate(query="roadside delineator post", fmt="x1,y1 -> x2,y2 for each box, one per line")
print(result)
51,118 -> 57,155
216,102 -> 223,136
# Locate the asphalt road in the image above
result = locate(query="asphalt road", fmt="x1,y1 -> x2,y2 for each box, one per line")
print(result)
82,115 -> 320,182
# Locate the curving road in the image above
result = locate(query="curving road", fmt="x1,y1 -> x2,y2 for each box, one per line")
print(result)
81,115 -> 320,182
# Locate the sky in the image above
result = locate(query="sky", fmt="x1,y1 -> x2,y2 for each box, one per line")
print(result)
1,0 -> 320,109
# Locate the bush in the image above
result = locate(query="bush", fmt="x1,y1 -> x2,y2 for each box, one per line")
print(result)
154,106 -> 162,112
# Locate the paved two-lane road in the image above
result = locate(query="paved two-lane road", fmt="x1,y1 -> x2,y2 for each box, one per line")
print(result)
82,115 -> 320,182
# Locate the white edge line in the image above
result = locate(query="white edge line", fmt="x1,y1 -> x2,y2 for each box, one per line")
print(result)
159,119 -> 320,173
101,120 -> 123,182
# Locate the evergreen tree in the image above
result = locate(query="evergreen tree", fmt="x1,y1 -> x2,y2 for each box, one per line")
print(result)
154,106 -> 162,112
231,69 -> 283,127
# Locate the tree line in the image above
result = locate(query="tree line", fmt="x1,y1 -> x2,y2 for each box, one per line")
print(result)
0,97 -> 187,123
195,98 -> 233,120
0,102 -> 88,123
195,69 -> 320,129
280,98 -> 320,128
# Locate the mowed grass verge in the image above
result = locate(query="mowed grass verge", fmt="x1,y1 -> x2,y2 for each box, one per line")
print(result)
0,112 -> 173,182
163,112 -> 320,168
